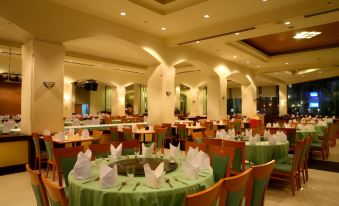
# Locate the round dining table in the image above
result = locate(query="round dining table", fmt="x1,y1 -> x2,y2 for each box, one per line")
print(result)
245,141 -> 289,164
296,130 -> 317,142
68,156 -> 214,206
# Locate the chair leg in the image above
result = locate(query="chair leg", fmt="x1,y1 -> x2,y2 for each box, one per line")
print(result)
45,163 -> 50,177
302,168 -> 306,184
34,158 -> 38,170
52,164 -> 56,181
291,176 -> 295,196
322,151 -> 325,160
38,158 -> 41,173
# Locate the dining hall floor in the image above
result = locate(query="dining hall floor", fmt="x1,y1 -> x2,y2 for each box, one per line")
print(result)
1,167 -> 339,206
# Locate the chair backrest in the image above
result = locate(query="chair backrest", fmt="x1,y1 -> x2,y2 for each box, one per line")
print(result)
291,140 -> 304,172
41,176 -> 68,206
53,146 -> 84,186
43,136 -> 55,161
122,140 -> 140,155
202,138 -> 222,146
186,179 -> 224,206
203,130 -> 216,138
205,121 -> 214,130
219,168 -> 253,206
162,123 -> 172,138
154,128 -> 166,152
246,160 -> 275,206
177,124 -> 186,139
32,132 -> 41,159
209,145 -> 234,181
92,130 -> 103,138
110,127 -> 118,142
185,141 -> 207,153
222,140 -> 245,173
122,127 -> 132,141
192,131 -> 203,139
26,164 -> 49,206
89,143 -> 111,160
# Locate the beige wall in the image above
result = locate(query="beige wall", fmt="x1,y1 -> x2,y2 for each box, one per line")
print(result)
261,85 -> 277,97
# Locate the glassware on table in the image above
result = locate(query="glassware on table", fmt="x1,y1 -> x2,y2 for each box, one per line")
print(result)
134,147 -> 140,157
126,165 -> 135,182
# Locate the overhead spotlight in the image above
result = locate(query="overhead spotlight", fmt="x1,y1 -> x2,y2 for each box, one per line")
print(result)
161,27 -> 166,31
120,12 -> 126,16
285,62 -> 289,65
235,32 -> 240,35
284,21 -> 291,25
196,41 -> 200,44
246,61 -> 250,64
233,55 -> 237,59
204,14 -> 210,19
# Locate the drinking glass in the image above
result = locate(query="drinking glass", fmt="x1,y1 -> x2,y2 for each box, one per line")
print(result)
126,165 -> 135,182
134,147 -> 140,157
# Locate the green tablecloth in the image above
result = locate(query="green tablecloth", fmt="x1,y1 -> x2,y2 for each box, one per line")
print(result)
296,130 -> 317,142
245,141 -> 289,164
315,125 -> 327,137
68,156 -> 214,206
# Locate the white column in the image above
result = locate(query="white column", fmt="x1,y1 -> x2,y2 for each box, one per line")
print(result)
111,86 -> 125,116
21,40 -> 64,134
219,77 -> 227,119
133,84 -> 141,115
241,83 -> 257,118
63,82 -> 72,118
175,85 -> 180,112
206,77 -> 220,120
148,64 -> 175,124
279,84 -> 288,115
189,87 -> 199,116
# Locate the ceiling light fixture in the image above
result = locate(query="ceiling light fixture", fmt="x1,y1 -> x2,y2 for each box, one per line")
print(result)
262,0 -> 268,2
233,55 -> 237,58
285,62 -> 289,65
204,14 -> 210,19
257,65 -> 261,68
284,21 -> 290,25
293,31 -> 322,39
196,41 -> 200,44
246,61 -> 250,64
120,12 -> 126,16
161,27 -> 166,31
235,32 -> 240,35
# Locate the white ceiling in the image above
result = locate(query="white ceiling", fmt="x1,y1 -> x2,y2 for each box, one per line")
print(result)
0,0 -> 338,86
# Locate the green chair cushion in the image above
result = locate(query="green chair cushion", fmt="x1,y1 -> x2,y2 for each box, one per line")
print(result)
226,187 -> 245,206
273,162 -> 292,173
232,148 -> 242,172
311,142 -> 322,147
250,177 -> 270,206
60,157 -> 78,186
194,138 -> 202,144
212,154 -> 229,183
122,148 -> 134,155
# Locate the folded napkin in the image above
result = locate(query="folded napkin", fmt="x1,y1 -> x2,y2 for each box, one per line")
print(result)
277,131 -> 287,143
230,118 -> 234,122
273,123 -> 279,128
142,143 -> 154,157
149,126 -> 154,131
117,125 -> 123,131
248,136 -> 257,145
228,128 -> 235,137
110,143 -> 122,159
72,118 -> 81,126
183,160 -> 200,180
186,146 -> 199,162
81,129 -> 90,138
73,150 -> 92,179
192,151 -> 211,171
132,124 -> 138,132
268,135 -> 277,145
196,122 -> 200,127
100,164 -> 119,188
169,143 -> 180,162
266,123 -> 272,128
263,130 -> 271,140
2,121 -> 15,133
68,128 -> 75,136
216,129 -> 227,139
288,120 -> 292,123
42,129 -> 51,136
284,123 -> 290,128
245,129 -> 252,138
57,131 -> 65,141
144,162 -> 164,188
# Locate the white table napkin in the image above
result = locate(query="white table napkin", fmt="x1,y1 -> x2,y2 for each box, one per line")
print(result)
276,131 -> 287,143
266,123 -> 272,127
183,160 -> 199,180
249,136 -> 257,145
142,143 -> 154,157
245,129 -> 252,138
216,129 -> 227,139
263,130 -> 271,140
57,131 -> 65,141
73,150 -> 92,179
110,143 -> 122,159
186,146 -> 199,162
228,128 -> 235,137
42,129 -> 51,136
68,128 -> 75,136
169,143 -> 180,162
81,129 -> 90,138
100,164 -> 119,188
193,151 -> 211,170
144,162 -> 164,188
269,134 -> 277,145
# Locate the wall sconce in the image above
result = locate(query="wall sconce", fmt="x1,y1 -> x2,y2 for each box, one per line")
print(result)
43,81 -> 55,89
165,91 -> 171,96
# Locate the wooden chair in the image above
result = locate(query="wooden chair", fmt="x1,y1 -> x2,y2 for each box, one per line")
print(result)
219,168 -> 253,206
122,140 -> 140,155
185,179 -> 224,206
203,130 -> 215,138
41,175 -> 68,206
122,127 -> 133,141
162,123 -> 173,144
32,132 -> 47,173
202,138 -> 222,145
89,143 -> 111,160
53,146 -> 84,187
110,127 -> 119,142
26,164 -> 49,206
205,121 -> 214,131
185,141 -> 207,153
245,160 -> 275,206
93,130 -> 103,142
43,135 -> 56,181
310,128 -> 329,160
299,135 -> 313,184
177,124 -> 187,144
271,140 -> 304,196
154,127 -> 167,154
209,145 -> 234,182
192,131 -> 203,139
222,140 -> 245,175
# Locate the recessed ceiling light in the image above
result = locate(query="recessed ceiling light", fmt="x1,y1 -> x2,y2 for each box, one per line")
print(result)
293,31 -> 321,39
233,55 -> 237,58
319,71 -> 322,74
246,61 -> 250,64
285,62 -> 289,65
120,12 -> 126,16
161,27 -> 166,31
257,65 -> 261,68
262,0 -> 268,2
196,41 -> 200,44
284,21 -> 291,25
235,32 -> 240,35
204,14 -> 210,19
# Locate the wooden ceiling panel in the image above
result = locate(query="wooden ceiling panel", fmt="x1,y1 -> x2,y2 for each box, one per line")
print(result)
242,21 -> 339,56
